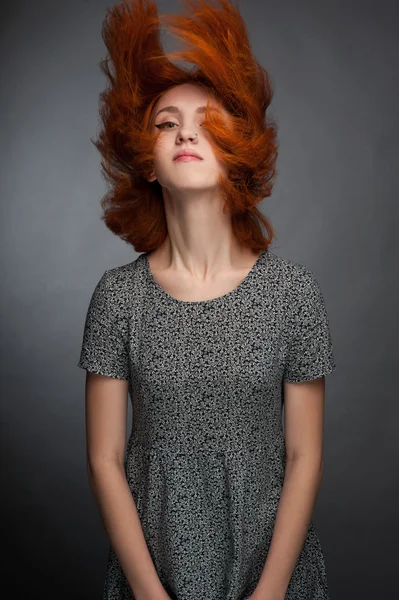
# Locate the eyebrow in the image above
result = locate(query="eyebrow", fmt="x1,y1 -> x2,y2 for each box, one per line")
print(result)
155,105 -> 216,118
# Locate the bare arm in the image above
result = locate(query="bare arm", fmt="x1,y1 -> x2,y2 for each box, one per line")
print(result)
85,371 -> 170,600
253,376 -> 326,600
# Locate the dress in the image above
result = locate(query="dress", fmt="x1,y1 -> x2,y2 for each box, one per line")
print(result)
77,248 -> 337,600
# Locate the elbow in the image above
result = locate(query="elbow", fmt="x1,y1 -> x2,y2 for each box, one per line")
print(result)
86,459 -> 94,479
287,452 -> 324,475
86,457 -> 124,477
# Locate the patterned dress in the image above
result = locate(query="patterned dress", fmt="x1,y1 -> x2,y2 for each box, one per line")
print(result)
77,248 -> 337,600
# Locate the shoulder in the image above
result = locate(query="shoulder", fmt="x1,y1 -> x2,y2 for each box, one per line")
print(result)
88,257 -> 140,323
266,250 -> 321,300
103,258 -> 139,295
266,251 -> 330,332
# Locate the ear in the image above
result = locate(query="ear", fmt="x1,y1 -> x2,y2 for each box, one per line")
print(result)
146,169 -> 157,183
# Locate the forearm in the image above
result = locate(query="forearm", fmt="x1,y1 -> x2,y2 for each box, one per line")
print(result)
255,457 -> 323,599
87,461 -> 166,600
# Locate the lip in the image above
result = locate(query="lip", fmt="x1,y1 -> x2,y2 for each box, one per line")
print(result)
174,155 -> 203,162
173,149 -> 203,160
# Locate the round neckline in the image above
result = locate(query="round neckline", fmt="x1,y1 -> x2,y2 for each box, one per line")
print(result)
143,248 -> 268,306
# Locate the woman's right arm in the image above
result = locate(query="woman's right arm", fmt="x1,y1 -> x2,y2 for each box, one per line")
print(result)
85,371 -> 171,600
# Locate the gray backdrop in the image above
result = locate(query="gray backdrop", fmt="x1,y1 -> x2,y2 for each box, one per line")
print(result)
1,0 -> 398,598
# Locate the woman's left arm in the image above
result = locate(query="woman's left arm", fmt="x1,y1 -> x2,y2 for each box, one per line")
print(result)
251,376 -> 327,600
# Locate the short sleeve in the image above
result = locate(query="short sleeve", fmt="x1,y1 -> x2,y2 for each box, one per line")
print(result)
77,270 -> 130,380
283,269 -> 337,383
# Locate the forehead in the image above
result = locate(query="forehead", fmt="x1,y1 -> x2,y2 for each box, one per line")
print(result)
153,84 -> 227,116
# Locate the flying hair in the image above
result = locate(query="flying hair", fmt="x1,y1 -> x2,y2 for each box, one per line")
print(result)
93,0 -> 278,252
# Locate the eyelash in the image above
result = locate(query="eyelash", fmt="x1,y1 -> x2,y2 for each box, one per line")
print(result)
155,121 -> 204,130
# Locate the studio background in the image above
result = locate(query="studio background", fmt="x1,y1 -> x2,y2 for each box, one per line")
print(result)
1,0 -> 397,598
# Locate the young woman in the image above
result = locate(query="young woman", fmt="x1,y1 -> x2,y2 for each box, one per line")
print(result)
77,1 -> 337,599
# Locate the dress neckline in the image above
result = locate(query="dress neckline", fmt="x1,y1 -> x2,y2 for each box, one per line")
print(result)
143,248 -> 268,306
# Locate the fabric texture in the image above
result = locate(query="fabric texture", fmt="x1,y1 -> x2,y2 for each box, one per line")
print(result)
77,248 -> 336,600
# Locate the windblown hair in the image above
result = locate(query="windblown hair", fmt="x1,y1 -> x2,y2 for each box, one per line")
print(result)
93,0 -> 278,252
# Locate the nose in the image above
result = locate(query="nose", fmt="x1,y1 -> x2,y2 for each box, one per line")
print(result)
178,129 -> 198,143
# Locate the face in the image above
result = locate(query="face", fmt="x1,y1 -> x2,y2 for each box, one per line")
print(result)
147,83 -> 230,192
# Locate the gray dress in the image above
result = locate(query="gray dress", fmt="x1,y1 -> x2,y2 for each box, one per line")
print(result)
77,248 -> 336,600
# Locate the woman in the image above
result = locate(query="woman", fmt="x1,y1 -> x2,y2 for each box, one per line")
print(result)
77,1 -> 337,599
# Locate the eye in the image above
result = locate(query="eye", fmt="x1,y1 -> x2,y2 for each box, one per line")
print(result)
155,121 -> 177,129
155,121 -> 205,130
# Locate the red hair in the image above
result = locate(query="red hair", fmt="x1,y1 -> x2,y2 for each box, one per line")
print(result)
93,0 -> 278,253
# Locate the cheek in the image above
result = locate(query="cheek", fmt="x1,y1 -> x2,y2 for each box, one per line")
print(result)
151,145 -> 169,172
153,137 -> 168,157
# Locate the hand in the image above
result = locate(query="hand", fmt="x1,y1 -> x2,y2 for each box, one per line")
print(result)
246,590 -> 285,600
135,589 -> 173,600
247,596 -> 285,600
